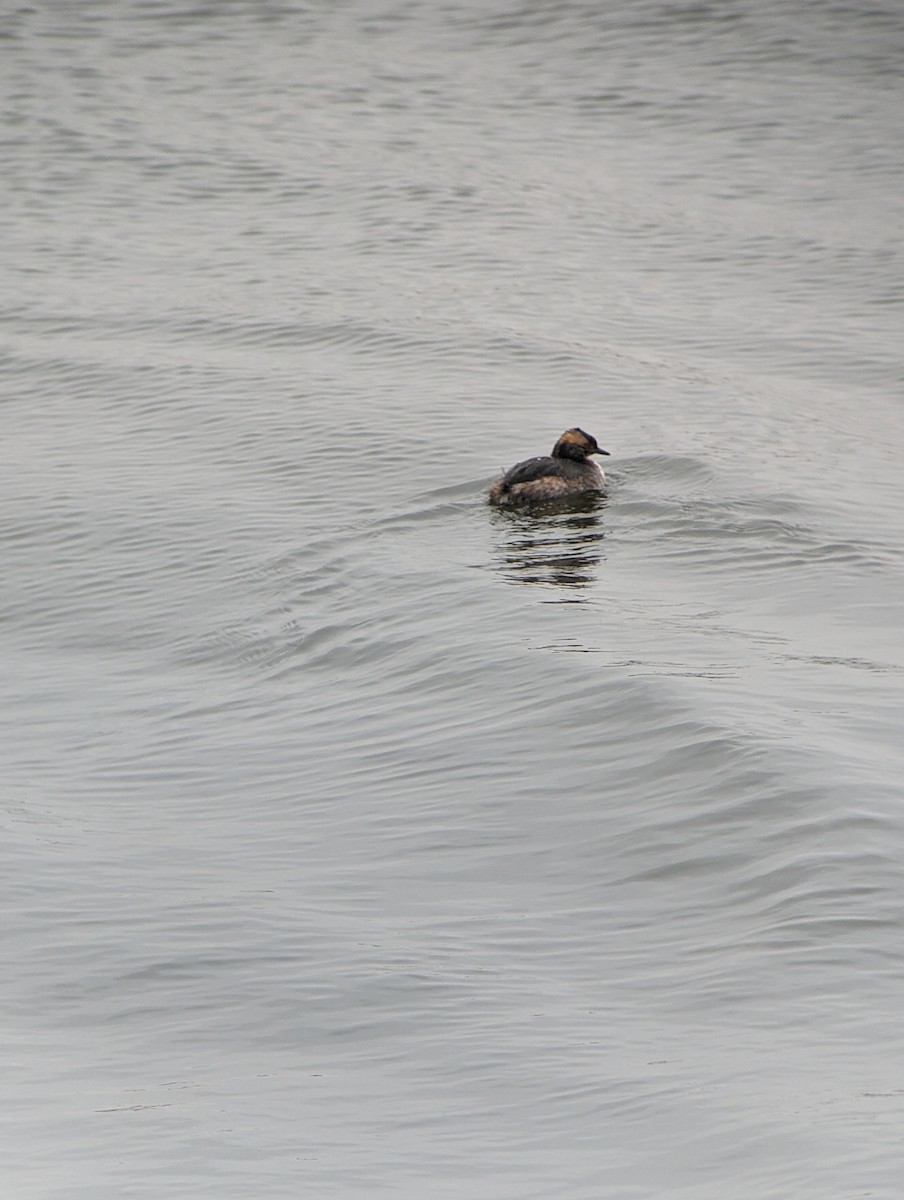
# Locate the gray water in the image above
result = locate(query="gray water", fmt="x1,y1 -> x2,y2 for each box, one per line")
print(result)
4,2 -> 904,1196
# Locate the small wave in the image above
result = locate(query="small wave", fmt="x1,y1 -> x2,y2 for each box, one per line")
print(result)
613,458 -> 900,575
619,453 -> 720,488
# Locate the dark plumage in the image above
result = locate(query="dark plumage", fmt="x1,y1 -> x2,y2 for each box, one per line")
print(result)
488,428 -> 610,507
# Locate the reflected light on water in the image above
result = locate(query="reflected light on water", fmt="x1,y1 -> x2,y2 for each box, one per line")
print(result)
488,494 -> 608,593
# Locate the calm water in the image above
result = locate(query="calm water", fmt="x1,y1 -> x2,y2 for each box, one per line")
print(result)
4,2 -> 904,1196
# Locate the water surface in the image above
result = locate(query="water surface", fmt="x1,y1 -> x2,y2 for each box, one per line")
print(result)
3,2 -> 904,1196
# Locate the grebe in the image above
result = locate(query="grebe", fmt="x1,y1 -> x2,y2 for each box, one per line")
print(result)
488,428 -> 610,507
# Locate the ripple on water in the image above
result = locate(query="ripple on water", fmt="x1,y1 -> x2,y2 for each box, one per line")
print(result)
611,455 -> 902,577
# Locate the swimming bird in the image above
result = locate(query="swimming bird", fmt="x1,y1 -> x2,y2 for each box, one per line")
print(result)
488,428 -> 610,506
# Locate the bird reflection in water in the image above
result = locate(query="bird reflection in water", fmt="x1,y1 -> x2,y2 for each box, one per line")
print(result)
489,492 -> 606,594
